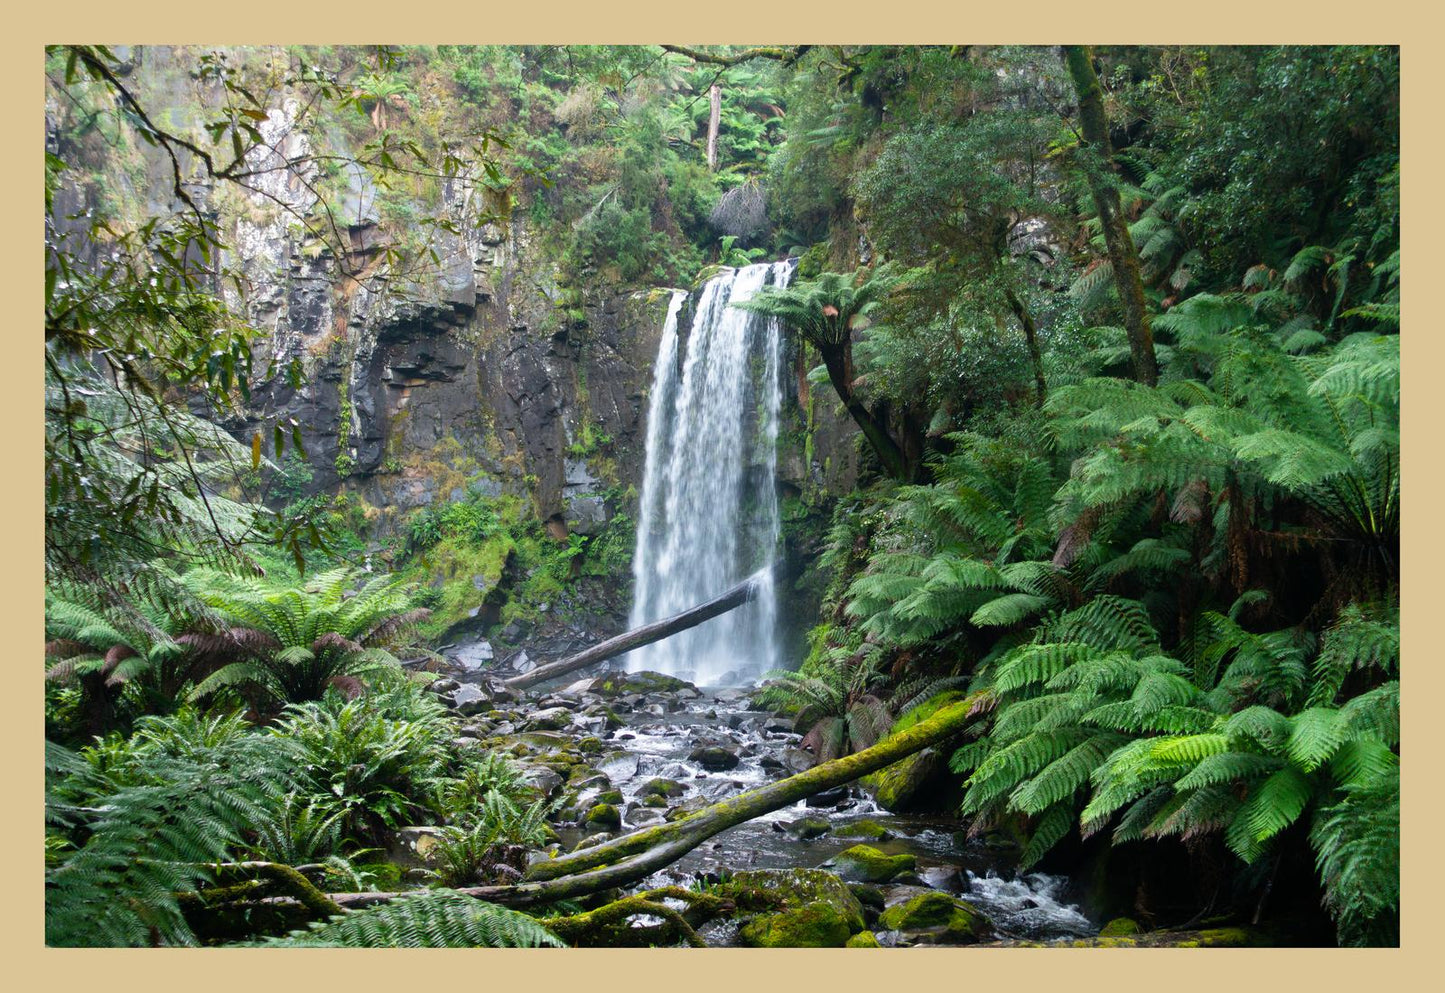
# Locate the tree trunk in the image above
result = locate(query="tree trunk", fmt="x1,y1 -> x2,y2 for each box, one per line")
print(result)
323,692 -> 984,910
1063,45 -> 1158,387
504,567 -> 772,691
1005,286 -> 1047,407
706,84 -> 721,171
818,342 -> 912,481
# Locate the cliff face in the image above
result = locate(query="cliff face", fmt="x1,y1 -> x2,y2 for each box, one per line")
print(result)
48,53 -> 861,653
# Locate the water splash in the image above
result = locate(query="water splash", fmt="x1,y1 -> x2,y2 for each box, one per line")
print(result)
962,870 -> 1096,939
628,261 -> 794,686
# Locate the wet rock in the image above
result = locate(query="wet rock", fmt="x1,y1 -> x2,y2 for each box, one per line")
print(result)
524,707 -> 573,732
454,639 -> 494,671
835,819 -> 894,842
782,748 -> 814,775
789,815 -> 832,840
876,891 -> 993,945
640,793 -> 668,808
598,752 -> 639,782
450,684 -> 491,715
639,777 -> 687,799
526,768 -> 564,796
831,845 -> 917,884
712,688 -> 748,704
594,789 -> 624,805
583,803 -> 621,831
844,931 -> 881,948
725,869 -> 866,948
429,678 -> 460,696
627,807 -> 666,826
688,745 -> 741,771
805,787 -> 851,809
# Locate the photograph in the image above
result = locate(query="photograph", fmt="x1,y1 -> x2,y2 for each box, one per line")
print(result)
42,42 -> 1400,949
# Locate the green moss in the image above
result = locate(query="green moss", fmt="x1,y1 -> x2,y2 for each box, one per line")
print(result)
844,930 -> 881,947
726,868 -> 866,948
739,904 -> 856,948
583,803 -> 621,830
639,778 -> 686,799
833,845 -> 915,883
877,891 -> 990,944
595,790 -> 624,805
1099,917 -> 1141,937
835,819 -> 894,841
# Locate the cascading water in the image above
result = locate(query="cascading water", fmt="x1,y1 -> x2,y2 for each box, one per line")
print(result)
627,260 -> 795,686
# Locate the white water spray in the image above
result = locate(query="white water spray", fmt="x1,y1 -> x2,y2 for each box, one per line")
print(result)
627,261 -> 794,686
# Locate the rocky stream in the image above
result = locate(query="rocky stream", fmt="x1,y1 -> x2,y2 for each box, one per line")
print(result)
411,651 -> 1101,948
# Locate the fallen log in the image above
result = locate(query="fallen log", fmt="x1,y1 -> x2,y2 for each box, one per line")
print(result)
503,566 -> 773,691
323,690 -> 987,910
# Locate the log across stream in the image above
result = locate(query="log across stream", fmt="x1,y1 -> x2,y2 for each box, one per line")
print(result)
318,676 -> 1099,943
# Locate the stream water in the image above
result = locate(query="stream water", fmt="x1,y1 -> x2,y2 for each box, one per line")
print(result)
537,681 -> 1097,945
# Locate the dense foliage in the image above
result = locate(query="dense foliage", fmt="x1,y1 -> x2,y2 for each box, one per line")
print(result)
44,44 -> 1398,948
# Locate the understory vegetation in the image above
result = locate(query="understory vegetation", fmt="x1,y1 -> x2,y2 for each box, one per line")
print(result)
45,44 -> 1398,948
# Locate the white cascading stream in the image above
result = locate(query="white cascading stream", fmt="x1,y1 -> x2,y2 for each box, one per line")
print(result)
627,260 -> 795,686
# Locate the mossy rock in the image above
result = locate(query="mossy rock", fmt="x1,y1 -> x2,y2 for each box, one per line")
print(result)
640,793 -> 668,808
790,815 -> 832,840
877,891 -> 992,945
845,930 -> 882,948
1099,917 -> 1141,937
848,883 -> 885,912
595,790 -> 625,805
583,803 -> 621,830
639,777 -> 687,799
590,670 -> 690,697
577,736 -> 604,754
725,869 -> 866,948
835,819 -> 894,841
1000,927 -> 1257,949
832,845 -> 916,883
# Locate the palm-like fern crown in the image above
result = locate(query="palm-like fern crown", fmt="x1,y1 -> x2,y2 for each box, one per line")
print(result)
732,266 -> 904,348
180,566 -> 428,706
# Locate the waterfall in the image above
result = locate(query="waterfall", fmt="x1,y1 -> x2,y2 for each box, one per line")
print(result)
628,260 -> 795,686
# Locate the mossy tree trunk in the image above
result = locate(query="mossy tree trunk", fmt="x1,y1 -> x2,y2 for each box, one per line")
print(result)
1004,286 -> 1047,407
1063,45 -> 1159,388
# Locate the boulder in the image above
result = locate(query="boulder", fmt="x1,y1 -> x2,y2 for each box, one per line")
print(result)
638,777 -> 687,799
524,707 -> 573,732
832,845 -> 917,884
877,891 -> 992,945
844,931 -> 882,948
726,869 -> 866,948
788,815 -> 832,840
688,745 -> 740,771
583,803 -> 621,831
835,819 -> 894,842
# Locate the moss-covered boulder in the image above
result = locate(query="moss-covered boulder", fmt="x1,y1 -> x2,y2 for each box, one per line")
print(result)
583,803 -> 621,830
640,793 -> 668,808
1099,917 -> 1141,937
726,869 -> 866,948
833,845 -> 916,883
877,891 -> 992,945
595,789 -> 624,805
835,819 -> 894,841
588,670 -> 691,697
789,815 -> 832,840
639,777 -> 687,799
845,930 -> 882,947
